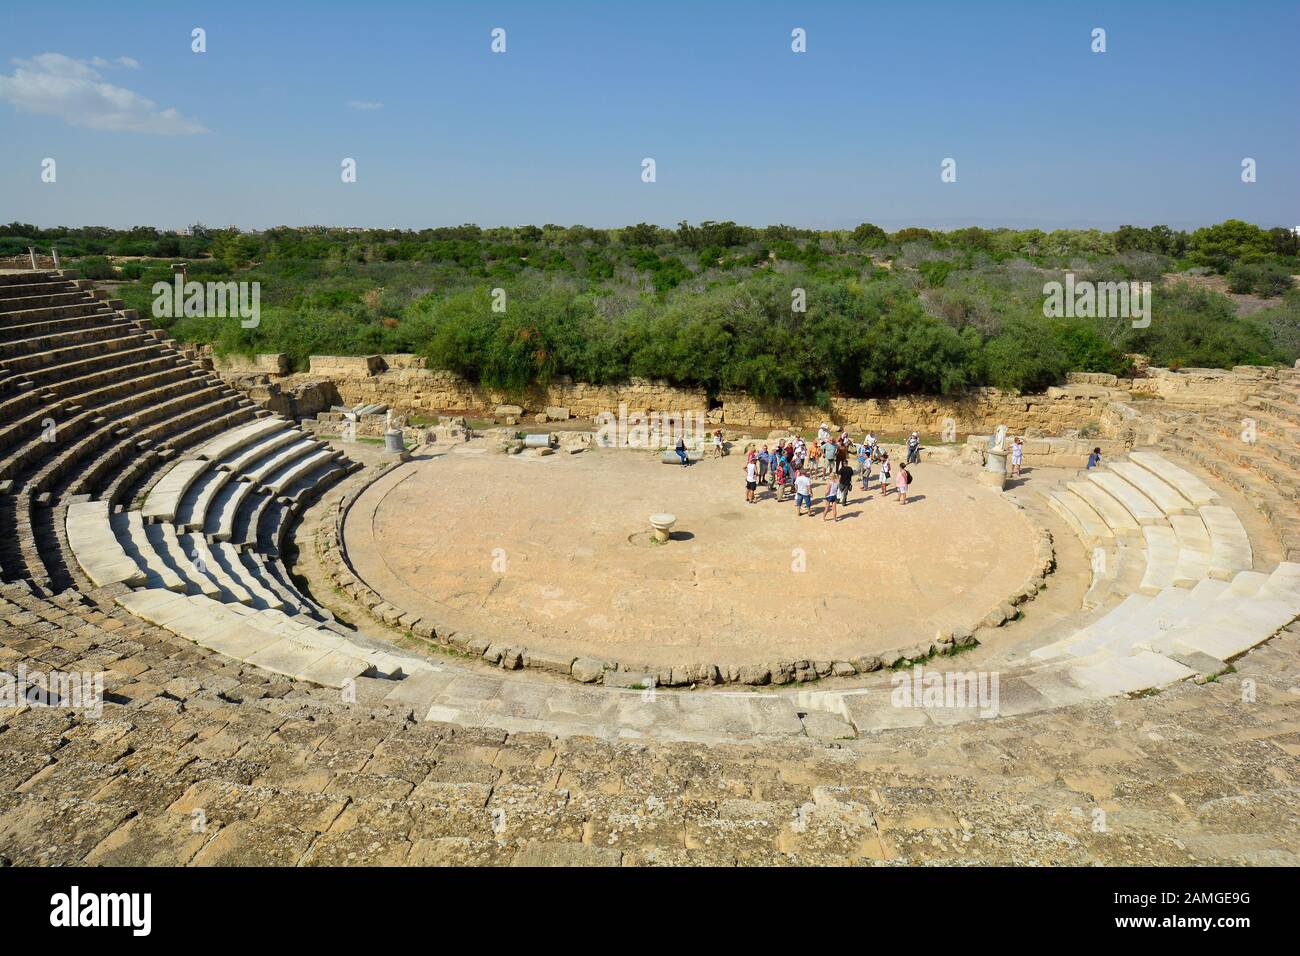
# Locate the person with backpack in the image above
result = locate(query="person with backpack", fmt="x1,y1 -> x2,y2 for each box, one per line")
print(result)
744,456 -> 758,503
897,462 -> 912,505
906,431 -> 921,465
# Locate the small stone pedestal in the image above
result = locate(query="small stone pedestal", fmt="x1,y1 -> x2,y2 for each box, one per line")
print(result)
383,429 -> 408,459
649,513 -> 676,543
979,447 -> 1008,491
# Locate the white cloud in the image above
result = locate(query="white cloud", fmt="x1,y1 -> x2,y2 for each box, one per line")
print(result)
347,99 -> 383,111
116,56 -> 140,69
0,52 -> 205,134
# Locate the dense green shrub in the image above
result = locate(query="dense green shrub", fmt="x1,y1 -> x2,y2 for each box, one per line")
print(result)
6,220 -> 1295,400
73,256 -> 116,279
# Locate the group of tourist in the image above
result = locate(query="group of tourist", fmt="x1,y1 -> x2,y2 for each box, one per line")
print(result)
742,424 -> 919,518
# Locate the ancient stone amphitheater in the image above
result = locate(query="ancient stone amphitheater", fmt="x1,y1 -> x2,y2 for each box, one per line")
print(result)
1,269 -> 1297,866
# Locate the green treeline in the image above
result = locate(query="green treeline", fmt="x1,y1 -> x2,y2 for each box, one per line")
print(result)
3,219 -> 1296,402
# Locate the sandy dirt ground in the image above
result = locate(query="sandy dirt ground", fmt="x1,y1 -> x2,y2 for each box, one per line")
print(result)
343,442 -> 1041,667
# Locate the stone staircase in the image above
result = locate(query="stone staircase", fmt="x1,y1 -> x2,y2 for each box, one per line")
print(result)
1150,366 -> 1300,562
0,271 -> 368,690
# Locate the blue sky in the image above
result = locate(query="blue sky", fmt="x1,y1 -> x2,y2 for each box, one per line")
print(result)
1,0 -> 1296,231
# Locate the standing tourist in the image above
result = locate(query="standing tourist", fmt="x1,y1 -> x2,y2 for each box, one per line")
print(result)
822,478 -> 839,521
907,431 -> 921,464
1010,436 -> 1024,477
745,456 -> 758,503
808,439 -> 822,478
794,468 -> 813,516
774,453 -> 788,501
857,439 -> 870,490
713,429 -> 726,458
878,453 -> 891,498
897,462 -> 911,505
757,445 -> 771,485
837,457 -> 855,506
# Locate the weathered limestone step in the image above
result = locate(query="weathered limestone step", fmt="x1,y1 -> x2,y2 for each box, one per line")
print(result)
244,437 -> 321,486
140,458 -> 209,523
1067,479 -> 1142,539
114,589 -> 373,688
64,499 -> 146,588
1168,514 -> 1213,587
1148,597 -> 1300,663
262,446 -> 340,496
179,532 -> 254,605
1258,561 -> 1300,600
1110,461 -> 1194,515
1094,578 -> 1232,659
1046,488 -> 1112,546
1088,471 -> 1166,526
153,520 -> 220,598
194,415 -> 289,461
1067,650 -> 1195,696
113,510 -> 186,592
1139,525 -> 1180,595
179,467 -> 232,530
222,427 -> 302,473
1030,592 -> 1151,661
211,541 -> 285,610
209,475 -> 258,541
1199,505 -> 1254,580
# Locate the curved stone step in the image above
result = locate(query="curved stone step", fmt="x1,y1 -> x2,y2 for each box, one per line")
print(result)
245,437 -> 320,485
1127,451 -> 1221,507
210,540 -> 284,610
179,466 -> 232,531
1066,650 -> 1195,696
1139,525 -> 1180,595
1067,480 -> 1141,540
141,457 -> 209,523
113,510 -> 186,592
179,532 -> 254,605
225,427 -> 301,473
208,476 -> 258,541
195,415 -> 289,461
263,446 -> 340,496
1168,514 -> 1213,587
1047,488 -> 1112,546
1088,471 -> 1165,526
115,590 -> 372,688
153,521 -> 219,598
1110,461 -> 1194,516
1200,505 -> 1254,580
65,500 -> 146,588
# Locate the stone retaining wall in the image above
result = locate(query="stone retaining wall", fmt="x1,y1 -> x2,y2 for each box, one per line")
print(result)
216,352 -> 1284,440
